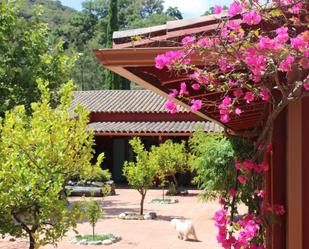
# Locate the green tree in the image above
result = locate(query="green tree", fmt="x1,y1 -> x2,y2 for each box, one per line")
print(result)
123,137 -> 158,215
150,140 -> 189,198
105,0 -> 130,90
189,129 -> 254,201
0,1 -> 74,116
0,81 -> 104,249
84,200 -> 106,239
16,0 -> 184,91
165,6 -> 183,20
189,131 -> 236,200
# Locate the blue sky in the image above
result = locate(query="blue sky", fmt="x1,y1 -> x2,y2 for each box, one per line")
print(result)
60,0 -> 233,19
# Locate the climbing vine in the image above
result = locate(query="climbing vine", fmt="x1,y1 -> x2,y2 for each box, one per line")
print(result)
154,0 -> 308,248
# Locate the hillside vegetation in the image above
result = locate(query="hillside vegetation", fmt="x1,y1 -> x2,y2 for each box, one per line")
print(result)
19,0 -> 183,90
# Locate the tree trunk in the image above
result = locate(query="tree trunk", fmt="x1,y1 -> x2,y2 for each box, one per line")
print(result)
92,224 -> 95,239
29,232 -> 35,249
162,185 -> 165,200
140,193 -> 146,215
172,175 -> 178,190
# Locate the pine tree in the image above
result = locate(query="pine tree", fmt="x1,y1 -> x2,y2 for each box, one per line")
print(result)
105,0 -> 130,89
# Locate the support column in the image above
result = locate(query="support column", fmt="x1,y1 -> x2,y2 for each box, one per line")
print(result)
302,97 -> 309,247
271,109 -> 287,249
287,99 -> 302,249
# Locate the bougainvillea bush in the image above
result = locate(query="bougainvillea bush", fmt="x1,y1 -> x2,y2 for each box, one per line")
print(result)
155,0 -> 308,248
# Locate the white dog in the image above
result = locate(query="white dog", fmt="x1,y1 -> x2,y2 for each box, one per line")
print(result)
171,218 -> 198,241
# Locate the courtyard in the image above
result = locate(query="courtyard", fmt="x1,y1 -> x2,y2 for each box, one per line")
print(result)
1,188 -> 221,249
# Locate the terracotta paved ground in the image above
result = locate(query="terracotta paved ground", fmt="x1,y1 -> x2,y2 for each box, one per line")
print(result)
0,189 -> 222,249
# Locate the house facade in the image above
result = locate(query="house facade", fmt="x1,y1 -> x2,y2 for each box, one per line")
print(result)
71,90 -> 222,182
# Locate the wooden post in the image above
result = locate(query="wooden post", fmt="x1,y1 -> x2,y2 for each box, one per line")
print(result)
287,99 -> 302,249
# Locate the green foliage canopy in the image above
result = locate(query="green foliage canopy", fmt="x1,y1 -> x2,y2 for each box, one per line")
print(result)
0,81 -> 104,249
0,1 -> 74,116
20,0 -> 184,90
189,131 -> 236,200
189,129 -> 255,202
150,140 -> 189,187
123,137 -> 158,215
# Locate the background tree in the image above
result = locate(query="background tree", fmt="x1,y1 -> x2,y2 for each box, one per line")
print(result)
123,137 -> 158,215
0,1 -> 74,116
165,6 -> 183,20
84,200 -> 106,239
104,0 -> 130,89
150,140 -> 189,198
16,0 -> 185,91
0,81 -> 104,249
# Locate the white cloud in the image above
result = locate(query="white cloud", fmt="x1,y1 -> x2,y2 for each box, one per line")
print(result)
163,0 -> 232,19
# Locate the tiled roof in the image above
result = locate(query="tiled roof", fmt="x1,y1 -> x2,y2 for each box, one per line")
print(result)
71,90 -> 188,113
89,121 -> 222,134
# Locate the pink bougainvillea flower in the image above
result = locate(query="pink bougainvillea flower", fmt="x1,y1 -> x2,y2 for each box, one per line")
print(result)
258,190 -> 265,198
155,51 -> 183,70
233,88 -> 244,97
181,36 -> 196,46
261,202 -> 271,213
273,205 -> 285,216
179,82 -> 189,95
242,10 -> 262,25
228,1 -> 243,17
168,89 -> 178,97
227,20 -> 241,31
164,99 -> 178,114
191,99 -> 202,112
235,108 -> 242,116
238,175 -> 247,184
198,38 -> 212,47
222,96 -> 232,105
219,198 -> 226,205
190,68 -> 210,85
244,92 -> 255,103
291,34 -> 307,50
260,88 -> 270,101
254,162 -> 269,173
229,188 -> 238,197
155,54 -> 166,69
220,27 -> 229,38
304,83 -> 309,91
228,79 -> 237,87
214,209 -> 228,227
214,5 -> 222,14
191,83 -> 200,90
275,27 -> 289,43
220,114 -> 230,123
235,161 -> 242,170
245,55 -> 267,76
279,55 -> 295,72
218,57 -> 229,72
289,2 -> 303,14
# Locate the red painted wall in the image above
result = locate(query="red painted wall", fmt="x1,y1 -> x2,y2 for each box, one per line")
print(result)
302,97 -> 309,247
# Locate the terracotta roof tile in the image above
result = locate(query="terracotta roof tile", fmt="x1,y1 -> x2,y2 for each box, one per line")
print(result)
71,90 -> 188,113
89,121 -> 222,134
